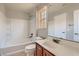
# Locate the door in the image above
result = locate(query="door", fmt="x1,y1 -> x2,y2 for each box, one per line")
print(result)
54,13 -> 67,39
74,10 -> 79,42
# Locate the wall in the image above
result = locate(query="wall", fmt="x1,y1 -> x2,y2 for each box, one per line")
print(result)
48,4 -> 79,40
37,28 -> 48,39
29,14 -> 48,39
0,8 -> 30,55
3,11 -> 30,48
0,4 -> 6,48
0,4 -> 7,55
48,18 -> 55,36
0,4 -> 31,55
29,15 -> 36,36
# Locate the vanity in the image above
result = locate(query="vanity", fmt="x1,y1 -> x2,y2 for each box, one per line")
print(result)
34,39 -> 79,56
35,4 -> 79,56
35,43 -> 55,56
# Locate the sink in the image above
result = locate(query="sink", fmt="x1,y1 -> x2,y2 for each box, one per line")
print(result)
42,40 -> 65,55
42,40 -> 57,49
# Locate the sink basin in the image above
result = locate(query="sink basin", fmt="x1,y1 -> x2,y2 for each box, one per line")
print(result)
42,40 -> 66,55
43,40 -> 57,49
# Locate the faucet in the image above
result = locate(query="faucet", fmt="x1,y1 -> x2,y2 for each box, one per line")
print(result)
52,39 -> 60,44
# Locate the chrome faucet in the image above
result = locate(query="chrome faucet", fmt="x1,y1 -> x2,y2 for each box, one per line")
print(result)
52,39 -> 60,44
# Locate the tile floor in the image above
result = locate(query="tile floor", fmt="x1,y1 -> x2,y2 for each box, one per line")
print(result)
9,50 -> 26,56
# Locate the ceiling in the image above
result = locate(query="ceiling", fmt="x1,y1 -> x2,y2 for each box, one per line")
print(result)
4,3 -> 76,16
48,3 -> 79,13
5,3 -> 39,14
48,3 -> 68,13
4,3 -> 66,13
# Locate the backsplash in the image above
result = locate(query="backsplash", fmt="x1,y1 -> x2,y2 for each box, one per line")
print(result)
37,28 -> 48,39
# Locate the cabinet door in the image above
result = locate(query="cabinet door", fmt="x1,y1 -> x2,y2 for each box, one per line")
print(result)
54,13 -> 67,39
74,10 -> 79,42
43,49 -> 54,56
36,43 -> 43,56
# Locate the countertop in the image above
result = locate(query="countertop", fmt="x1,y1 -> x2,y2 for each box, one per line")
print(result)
35,39 -> 79,56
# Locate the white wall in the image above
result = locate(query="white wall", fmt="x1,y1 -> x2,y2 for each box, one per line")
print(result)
3,11 -> 30,48
29,15 -> 36,36
48,4 -> 79,40
0,5 -> 30,48
4,19 -> 29,48
48,18 -> 55,36
0,4 -> 7,48
0,4 -> 7,55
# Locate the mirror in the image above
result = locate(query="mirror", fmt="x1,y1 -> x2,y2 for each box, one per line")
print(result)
48,3 -> 79,42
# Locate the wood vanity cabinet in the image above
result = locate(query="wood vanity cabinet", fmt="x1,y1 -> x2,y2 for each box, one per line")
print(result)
35,43 -> 55,56
35,43 -> 43,56
43,48 -> 54,56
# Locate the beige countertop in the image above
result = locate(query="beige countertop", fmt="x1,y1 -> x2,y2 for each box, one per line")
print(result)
35,39 -> 79,56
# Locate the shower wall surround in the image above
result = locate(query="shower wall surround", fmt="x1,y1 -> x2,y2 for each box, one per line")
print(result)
0,4 -> 30,49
